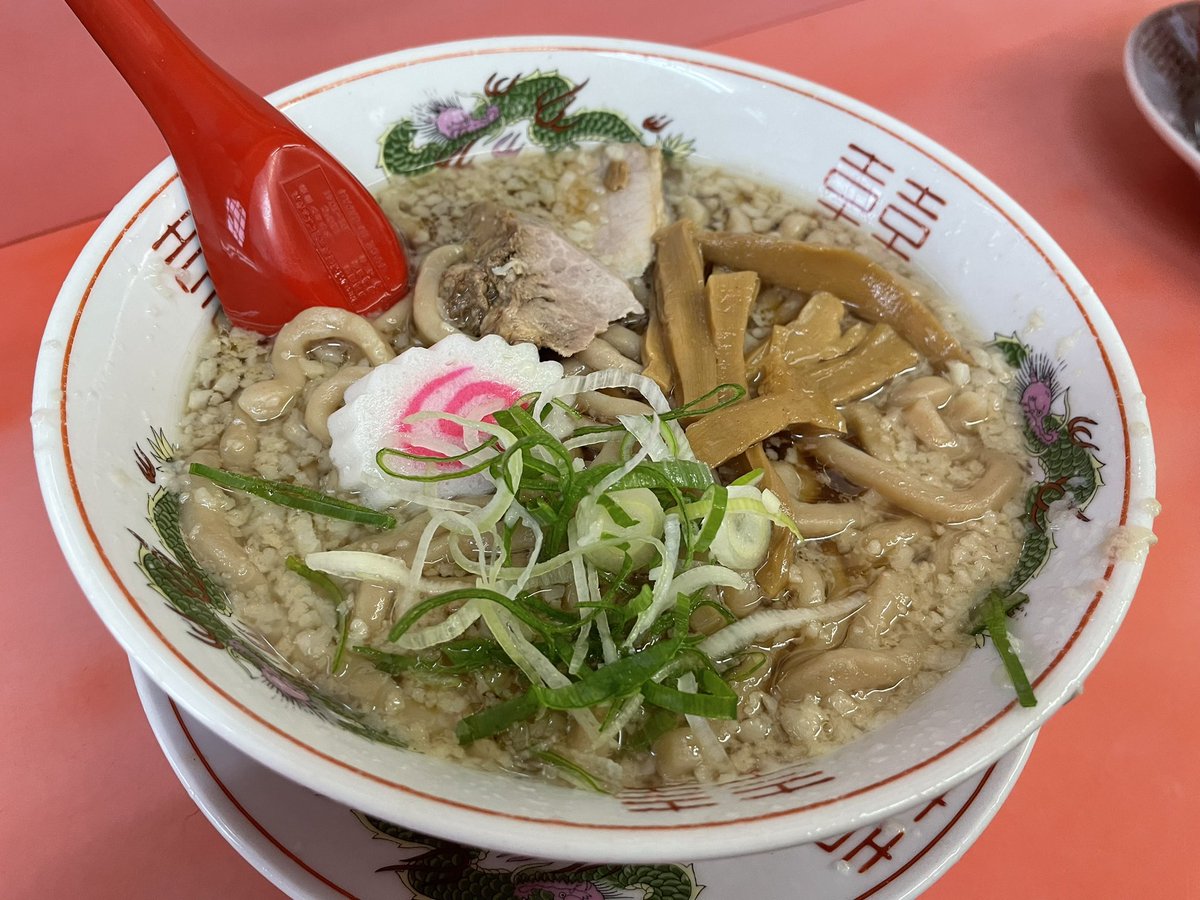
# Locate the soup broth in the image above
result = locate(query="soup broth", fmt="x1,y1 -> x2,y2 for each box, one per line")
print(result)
170,147 -> 1028,788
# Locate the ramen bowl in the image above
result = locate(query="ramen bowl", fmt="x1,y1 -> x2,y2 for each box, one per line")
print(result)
32,37 -> 1156,863
1125,2 -> 1200,178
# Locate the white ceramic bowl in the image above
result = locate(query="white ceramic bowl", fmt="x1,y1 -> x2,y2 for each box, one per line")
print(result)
33,37 -> 1156,863
1126,2 -> 1200,175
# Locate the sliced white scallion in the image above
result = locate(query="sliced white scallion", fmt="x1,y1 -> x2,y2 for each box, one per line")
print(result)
446,537 -> 488,579
340,372 -> 824,756
392,495 -> 482,515
533,370 -> 696,462
592,439 -> 651,499
303,550 -> 472,594
669,564 -> 748,598
566,519 -> 591,613
708,485 -> 774,570
595,610 -> 618,665
568,561 -> 604,675
699,593 -> 868,661
449,532 -> 666,585
576,487 -> 665,573
569,618 -> 593,675
619,408 -> 694,465
679,672 -> 731,771
439,510 -> 496,586
469,459 -> 521,534
400,514 -> 448,608
563,431 -> 624,452
390,601 -> 482,651
477,600 -> 569,688
553,749 -> 625,790
511,516 -> 544,595
533,370 -> 673,417
597,693 -> 644,743
625,513 -> 682,647
586,560 -> 603,608
404,408 -> 518,451
617,413 -> 674,462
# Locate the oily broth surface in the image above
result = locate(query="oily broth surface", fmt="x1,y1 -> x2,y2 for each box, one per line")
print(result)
170,150 -> 1027,788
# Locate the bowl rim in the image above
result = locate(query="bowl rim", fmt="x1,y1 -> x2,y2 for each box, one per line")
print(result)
1124,1 -> 1200,174
33,34 -> 1157,862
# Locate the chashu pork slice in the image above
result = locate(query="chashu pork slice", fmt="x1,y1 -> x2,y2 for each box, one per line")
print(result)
439,201 -> 642,357
587,143 -> 666,280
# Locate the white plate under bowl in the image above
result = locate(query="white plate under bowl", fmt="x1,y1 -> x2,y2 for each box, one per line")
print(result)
131,661 -> 1036,900
34,36 -> 1156,863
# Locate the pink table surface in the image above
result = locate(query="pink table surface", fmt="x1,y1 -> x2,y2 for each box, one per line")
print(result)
0,0 -> 836,246
5,0 -> 1196,897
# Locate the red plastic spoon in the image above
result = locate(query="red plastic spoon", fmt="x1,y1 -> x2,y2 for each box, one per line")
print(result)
66,0 -> 409,334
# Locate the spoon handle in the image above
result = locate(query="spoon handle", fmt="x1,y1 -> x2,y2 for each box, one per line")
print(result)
65,0 -> 291,178
65,0 -> 410,333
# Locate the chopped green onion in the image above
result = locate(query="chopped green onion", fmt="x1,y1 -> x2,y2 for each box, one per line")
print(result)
612,583 -> 649,612
692,483 -> 729,555
577,488 -> 665,573
190,463 -> 395,529
730,468 -> 764,487
456,690 -> 540,744
550,397 -> 584,420
376,446 -> 496,483
626,707 -> 681,751
376,436 -> 498,465
981,595 -> 1036,707
642,676 -> 737,719
441,638 -> 516,670
599,555 -> 637,603
499,519 -> 515,567
967,590 -> 1030,635
293,383 -> 826,748
286,555 -> 349,673
352,645 -> 424,673
354,639 -> 513,675
615,460 -> 715,492
690,597 -> 737,628
662,383 -> 746,420
724,650 -> 768,681
521,592 -> 583,626
388,587 -> 572,645
595,492 -> 639,528
534,750 -> 608,793
533,638 -> 681,710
